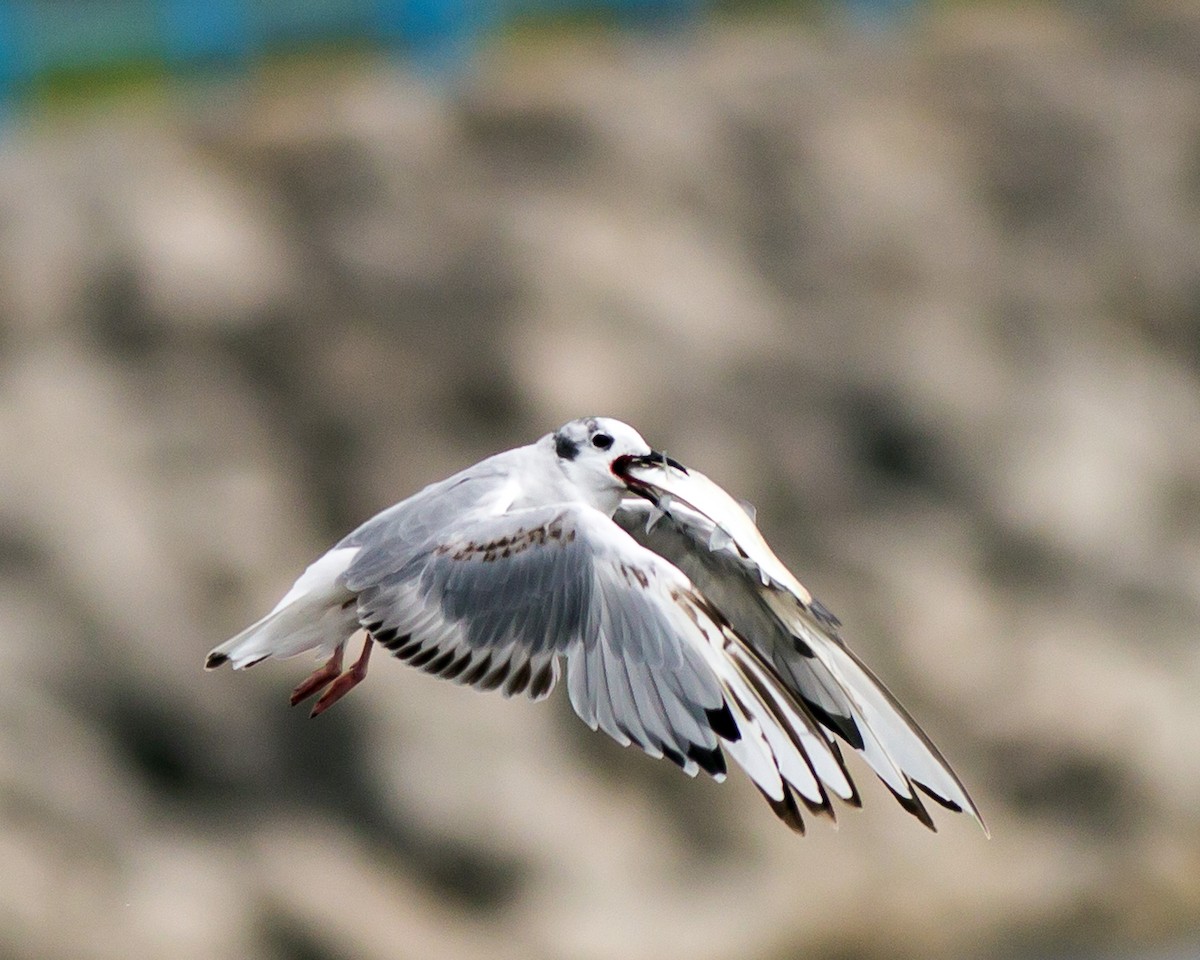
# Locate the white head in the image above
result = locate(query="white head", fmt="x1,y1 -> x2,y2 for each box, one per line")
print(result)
547,416 -> 658,514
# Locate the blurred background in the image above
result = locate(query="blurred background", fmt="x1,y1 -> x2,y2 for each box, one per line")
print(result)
2,0 -> 1200,958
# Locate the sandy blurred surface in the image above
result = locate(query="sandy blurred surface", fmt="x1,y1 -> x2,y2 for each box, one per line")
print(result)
2,4 -> 1199,958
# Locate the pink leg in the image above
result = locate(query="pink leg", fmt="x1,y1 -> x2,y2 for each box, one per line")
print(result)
289,643 -> 345,707
310,637 -> 374,718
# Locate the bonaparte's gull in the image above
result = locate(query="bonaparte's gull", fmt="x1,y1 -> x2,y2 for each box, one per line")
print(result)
207,417 -> 984,834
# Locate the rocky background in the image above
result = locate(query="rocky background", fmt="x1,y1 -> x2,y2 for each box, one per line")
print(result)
2,2 -> 1200,958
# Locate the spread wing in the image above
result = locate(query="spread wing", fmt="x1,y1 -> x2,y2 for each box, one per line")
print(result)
343,502 -> 857,830
615,497 -> 986,834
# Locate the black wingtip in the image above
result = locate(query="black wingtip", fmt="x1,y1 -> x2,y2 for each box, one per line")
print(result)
914,782 -> 989,836
686,742 -> 727,780
406,646 -> 442,670
527,661 -> 556,700
706,702 -> 741,742
825,740 -> 864,808
803,700 -> 865,751
915,781 -> 962,813
758,784 -> 807,836
795,787 -> 837,824
460,653 -> 493,686
808,597 -> 842,630
205,652 -> 229,670
503,659 -> 533,697
886,780 -> 937,833
661,744 -> 689,772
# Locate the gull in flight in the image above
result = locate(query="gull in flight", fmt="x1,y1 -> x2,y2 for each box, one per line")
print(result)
207,417 -> 985,834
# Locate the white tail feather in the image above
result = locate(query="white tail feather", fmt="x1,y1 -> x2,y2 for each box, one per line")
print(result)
207,547 -> 361,669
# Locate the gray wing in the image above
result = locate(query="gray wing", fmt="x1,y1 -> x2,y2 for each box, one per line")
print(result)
342,501 -> 857,827
615,498 -> 985,833
344,502 -> 733,779
335,451 -> 519,581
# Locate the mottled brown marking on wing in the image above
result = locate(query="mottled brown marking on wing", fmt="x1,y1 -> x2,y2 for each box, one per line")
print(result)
442,517 -> 576,563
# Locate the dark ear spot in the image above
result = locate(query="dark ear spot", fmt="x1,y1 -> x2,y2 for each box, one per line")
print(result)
555,433 -> 580,460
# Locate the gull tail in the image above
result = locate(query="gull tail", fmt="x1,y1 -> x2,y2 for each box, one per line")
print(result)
205,547 -> 362,670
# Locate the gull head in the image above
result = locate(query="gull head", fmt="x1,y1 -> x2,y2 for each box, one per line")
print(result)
550,416 -> 665,514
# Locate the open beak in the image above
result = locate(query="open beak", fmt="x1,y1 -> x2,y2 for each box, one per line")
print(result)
638,450 -> 686,472
612,452 -> 687,501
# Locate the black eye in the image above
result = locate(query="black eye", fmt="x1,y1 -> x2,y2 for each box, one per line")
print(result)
591,433 -> 613,450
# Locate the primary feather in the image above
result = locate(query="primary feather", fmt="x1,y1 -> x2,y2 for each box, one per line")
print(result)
614,466 -> 986,834
207,417 -> 985,836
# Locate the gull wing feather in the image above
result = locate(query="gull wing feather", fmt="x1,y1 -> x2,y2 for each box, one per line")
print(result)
346,501 -> 849,828
616,488 -> 985,834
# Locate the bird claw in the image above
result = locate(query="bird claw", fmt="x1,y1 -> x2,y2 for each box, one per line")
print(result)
290,645 -> 345,706
309,637 -> 374,717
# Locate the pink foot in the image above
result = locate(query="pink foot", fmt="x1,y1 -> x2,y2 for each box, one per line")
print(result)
310,638 -> 374,718
289,644 -> 345,707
